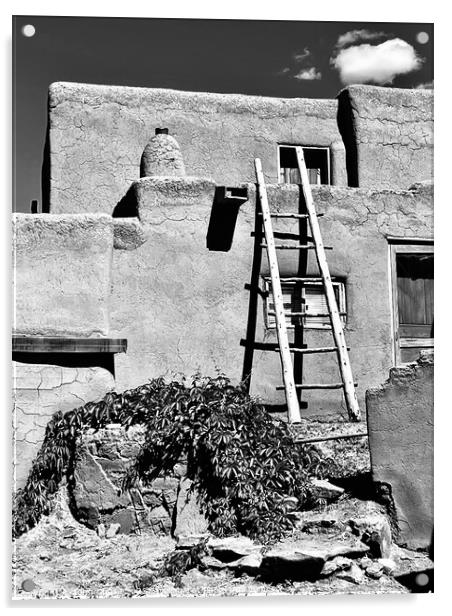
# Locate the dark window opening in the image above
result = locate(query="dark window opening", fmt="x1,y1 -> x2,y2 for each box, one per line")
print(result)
396,253 -> 434,339
278,145 -> 330,185
390,241 -> 434,365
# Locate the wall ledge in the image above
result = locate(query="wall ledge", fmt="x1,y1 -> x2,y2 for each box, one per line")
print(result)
12,336 -> 127,354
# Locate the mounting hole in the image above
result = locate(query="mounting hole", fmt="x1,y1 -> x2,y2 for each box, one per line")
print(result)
416,32 -> 429,45
21,24 -> 36,38
415,572 -> 429,587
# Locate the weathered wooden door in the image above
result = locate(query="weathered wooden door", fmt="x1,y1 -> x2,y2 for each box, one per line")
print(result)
390,241 -> 434,365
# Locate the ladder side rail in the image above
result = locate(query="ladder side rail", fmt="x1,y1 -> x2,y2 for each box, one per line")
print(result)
254,159 -> 301,423
294,147 -> 361,421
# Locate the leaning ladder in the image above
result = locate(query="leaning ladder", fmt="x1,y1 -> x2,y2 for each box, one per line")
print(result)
254,146 -> 360,423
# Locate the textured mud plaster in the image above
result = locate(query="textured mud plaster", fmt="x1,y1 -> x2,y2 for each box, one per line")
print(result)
366,352 -> 433,550
110,175 -> 247,391
13,362 -> 114,491
46,82 -> 347,214
109,177 -> 432,417
13,214 -> 113,336
339,85 -> 433,190
241,182 -> 432,415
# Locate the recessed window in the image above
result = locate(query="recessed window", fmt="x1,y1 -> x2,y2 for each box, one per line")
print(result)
264,278 -> 346,329
278,145 -> 331,185
390,241 -> 434,365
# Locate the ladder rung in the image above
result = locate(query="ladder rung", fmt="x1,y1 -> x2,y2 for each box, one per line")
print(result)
279,277 -> 324,283
268,311 -> 346,317
258,213 -> 325,219
261,243 -> 333,250
276,382 -> 358,390
275,346 -> 350,354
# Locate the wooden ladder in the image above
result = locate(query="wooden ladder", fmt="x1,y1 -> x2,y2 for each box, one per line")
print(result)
254,147 -> 360,423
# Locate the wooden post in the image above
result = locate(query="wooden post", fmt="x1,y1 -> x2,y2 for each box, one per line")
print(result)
295,147 -> 361,421
254,158 -> 301,423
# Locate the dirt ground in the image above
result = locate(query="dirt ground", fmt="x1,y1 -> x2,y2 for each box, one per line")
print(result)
12,500 -> 406,600
12,420 -> 417,600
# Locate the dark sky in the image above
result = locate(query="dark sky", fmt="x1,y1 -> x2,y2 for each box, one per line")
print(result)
12,16 -> 433,213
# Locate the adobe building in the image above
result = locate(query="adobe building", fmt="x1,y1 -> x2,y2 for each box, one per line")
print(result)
13,82 -> 433,505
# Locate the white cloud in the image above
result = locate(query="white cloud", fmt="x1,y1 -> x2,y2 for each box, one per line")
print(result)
294,67 -> 322,81
293,48 -> 311,62
336,29 -> 386,49
331,38 -> 423,85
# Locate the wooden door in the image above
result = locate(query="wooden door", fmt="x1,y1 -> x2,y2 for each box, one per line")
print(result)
390,242 -> 434,365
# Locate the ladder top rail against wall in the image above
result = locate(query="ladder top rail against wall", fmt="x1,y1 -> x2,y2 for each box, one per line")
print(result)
253,146 -> 361,423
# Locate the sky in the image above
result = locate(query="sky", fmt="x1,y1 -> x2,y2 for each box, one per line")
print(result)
12,16 -> 433,213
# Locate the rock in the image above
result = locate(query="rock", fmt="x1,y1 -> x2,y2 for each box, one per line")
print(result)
176,534 -> 210,550
226,552 -> 263,575
348,514 -> 392,558
148,505 -> 172,535
97,523 -> 106,538
366,561 -> 384,579
173,463 -> 188,478
179,568 -> 216,589
106,523 -> 120,538
72,449 -> 130,529
173,479 -> 209,538
358,556 -> 372,570
321,556 -> 352,577
378,558 -> 397,575
133,572 -> 156,591
390,545 -> 434,577
141,491 -> 162,509
208,536 -> 262,562
260,536 -> 369,581
200,555 -> 227,570
310,479 -> 345,501
105,509 -> 137,535
337,563 -> 365,585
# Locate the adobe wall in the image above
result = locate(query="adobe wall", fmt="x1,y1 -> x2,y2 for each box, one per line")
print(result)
13,361 -> 114,491
110,179 -> 433,417
13,214 -> 114,337
338,85 -> 433,190
46,82 -> 347,215
366,351 -> 433,550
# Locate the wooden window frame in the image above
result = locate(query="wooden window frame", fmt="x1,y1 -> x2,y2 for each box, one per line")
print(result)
264,278 -> 346,330
277,145 -> 331,185
389,239 -> 434,366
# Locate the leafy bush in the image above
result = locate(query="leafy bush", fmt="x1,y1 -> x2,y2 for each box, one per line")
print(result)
13,374 -> 322,543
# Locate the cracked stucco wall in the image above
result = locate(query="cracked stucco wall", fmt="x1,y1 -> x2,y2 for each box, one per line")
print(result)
246,182 -> 433,415
13,213 -> 114,337
109,178 -> 432,418
46,82 -> 347,215
339,85 -> 433,190
13,362 -> 114,491
366,351 -> 433,550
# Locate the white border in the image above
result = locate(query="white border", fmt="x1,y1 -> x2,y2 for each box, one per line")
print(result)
2,2 -> 448,614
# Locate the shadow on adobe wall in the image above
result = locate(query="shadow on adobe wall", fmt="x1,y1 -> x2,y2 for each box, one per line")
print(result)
337,89 -> 359,188
113,185 -> 139,218
41,123 -> 50,213
13,352 -> 115,377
